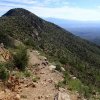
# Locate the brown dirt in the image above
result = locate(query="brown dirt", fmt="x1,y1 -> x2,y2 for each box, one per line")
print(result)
0,49 -> 79,100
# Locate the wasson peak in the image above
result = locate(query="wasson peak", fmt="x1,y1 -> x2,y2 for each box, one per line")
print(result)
0,8 -> 100,99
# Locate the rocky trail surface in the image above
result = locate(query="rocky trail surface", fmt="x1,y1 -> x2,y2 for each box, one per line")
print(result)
0,49 -> 79,100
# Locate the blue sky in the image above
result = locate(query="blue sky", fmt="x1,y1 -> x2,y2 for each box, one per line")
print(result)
1,0 -> 100,21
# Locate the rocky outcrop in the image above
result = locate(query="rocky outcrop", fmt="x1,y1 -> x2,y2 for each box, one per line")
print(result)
49,65 -> 56,71
57,92 -> 70,100
0,43 -> 12,62
54,88 -> 71,100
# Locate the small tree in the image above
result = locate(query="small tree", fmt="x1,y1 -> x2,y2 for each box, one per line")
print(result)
59,57 -> 67,65
13,46 -> 28,71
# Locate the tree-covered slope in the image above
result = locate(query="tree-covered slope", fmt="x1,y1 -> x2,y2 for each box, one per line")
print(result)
0,8 -> 100,90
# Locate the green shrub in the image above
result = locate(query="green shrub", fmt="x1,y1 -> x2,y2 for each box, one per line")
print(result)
13,46 -> 28,71
82,85 -> 91,98
59,57 -> 67,65
55,81 -> 65,89
24,70 -> 31,77
0,32 -> 13,47
63,71 -> 70,85
32,76 -> 40,82
5,60 -> 14,70
15,71 -> 24,78
0,64 -> 9,81
55,64 -> 62,72
68,79 -> 82,91
68,78 -> 92,98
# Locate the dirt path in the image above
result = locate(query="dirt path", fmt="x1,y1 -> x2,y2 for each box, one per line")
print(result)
0,49 -> 78,100
21,50 -> 63,100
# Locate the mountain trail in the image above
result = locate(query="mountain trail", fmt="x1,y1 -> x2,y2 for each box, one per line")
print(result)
0,49 -> 79,100
20,49 -> 78,100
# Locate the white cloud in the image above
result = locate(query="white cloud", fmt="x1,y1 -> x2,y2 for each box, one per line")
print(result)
0,2 -> 28,7
0,0 -> 100,21
27,6 -> 100,21
3,0 -> 37,4
43,0 -> 69,6
2,0 -> 69,7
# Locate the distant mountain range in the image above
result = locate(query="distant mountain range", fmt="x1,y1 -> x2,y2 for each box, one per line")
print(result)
45,18 -> 100,45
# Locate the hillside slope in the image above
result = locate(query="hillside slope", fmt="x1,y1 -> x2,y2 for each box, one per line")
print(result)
0,8 -> 100,93
0,49 -> 81,100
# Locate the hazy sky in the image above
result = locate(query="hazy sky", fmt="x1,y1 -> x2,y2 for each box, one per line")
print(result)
1,0 -> 100,21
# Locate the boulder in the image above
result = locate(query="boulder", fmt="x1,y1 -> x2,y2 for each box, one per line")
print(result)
14,94 -> 20,100
49,65 -> 56,71
61,67 -> 65,71
39,56 -> 47,60
54,92 -> 70,100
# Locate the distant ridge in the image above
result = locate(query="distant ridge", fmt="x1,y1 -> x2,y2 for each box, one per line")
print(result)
45,17 -> 100,45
